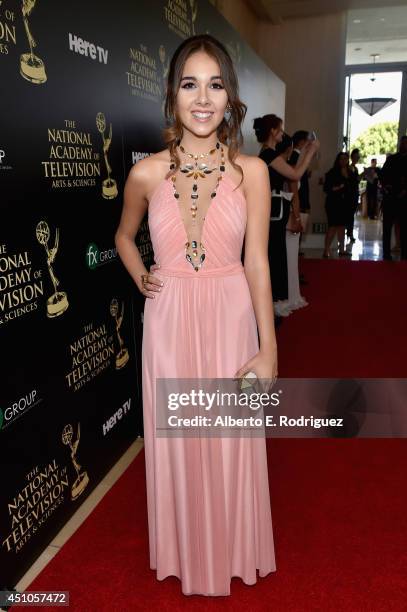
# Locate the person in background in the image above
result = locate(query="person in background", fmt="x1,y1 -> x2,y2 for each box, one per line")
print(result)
285,147 -> 309,311
347,148 -> 361,243
289,130 -> 311,216
363,158 -> 380,220
254,115 -> 319,317
380,136 -> 407,260
392,222 -> 401,253
378,153 -> 392,219
116,34 -> 278,596
323,152 -> 353,258
289,130 -> 312,283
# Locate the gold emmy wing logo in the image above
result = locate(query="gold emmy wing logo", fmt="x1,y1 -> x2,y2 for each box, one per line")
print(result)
96,111 -> 118,200
159,44 -> 169,112
158,44 -> 169,80
62,423 -> 89,501
20,0 -> 47,84
36,221 -> 69,318
190,0 -> 198,35
110,298 -> 129,369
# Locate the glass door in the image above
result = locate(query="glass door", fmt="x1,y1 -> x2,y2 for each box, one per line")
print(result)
343,71 -> 402,164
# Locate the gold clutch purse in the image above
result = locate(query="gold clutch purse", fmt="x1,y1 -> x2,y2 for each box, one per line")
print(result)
240,371 -> 257,391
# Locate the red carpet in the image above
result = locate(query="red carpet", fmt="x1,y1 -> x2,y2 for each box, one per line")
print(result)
277,259 -> 407,377
25,260 -> 407,611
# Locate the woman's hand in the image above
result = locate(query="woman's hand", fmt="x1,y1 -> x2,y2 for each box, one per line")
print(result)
138,262 -> 164,299
305,139 -> 320,154
288,213 -> 303,234
312,139 -> 321,152
234,347 -> 278,392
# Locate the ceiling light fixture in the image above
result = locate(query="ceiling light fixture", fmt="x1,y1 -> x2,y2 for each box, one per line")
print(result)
354,98 -> 396,116
354,54 -> 396,117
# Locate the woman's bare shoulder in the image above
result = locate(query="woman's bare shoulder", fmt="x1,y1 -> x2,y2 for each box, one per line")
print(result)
235,152 -> 269,182
126,149 -> 171,197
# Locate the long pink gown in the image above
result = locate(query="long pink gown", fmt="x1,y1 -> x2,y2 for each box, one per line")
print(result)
142,172 -> 276,596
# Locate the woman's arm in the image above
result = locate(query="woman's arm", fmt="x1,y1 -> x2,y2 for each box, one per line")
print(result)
288,179 -> 302,232
235,157 -> 277,381
114,159 -> 160,298
270,140 -> 319,181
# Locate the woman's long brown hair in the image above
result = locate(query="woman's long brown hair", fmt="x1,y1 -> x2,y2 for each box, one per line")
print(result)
163,34 -> 247,183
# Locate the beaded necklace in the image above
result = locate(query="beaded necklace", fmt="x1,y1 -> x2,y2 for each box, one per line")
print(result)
170,141 -> 225,271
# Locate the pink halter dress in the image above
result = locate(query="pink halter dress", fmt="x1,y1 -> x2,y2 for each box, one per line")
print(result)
141,172 -> 276,596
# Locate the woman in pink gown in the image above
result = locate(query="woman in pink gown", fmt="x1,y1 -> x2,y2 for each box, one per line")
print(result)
115,34 -> 278,596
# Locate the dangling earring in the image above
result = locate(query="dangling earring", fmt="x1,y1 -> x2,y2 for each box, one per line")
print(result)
224,103 -> 232,123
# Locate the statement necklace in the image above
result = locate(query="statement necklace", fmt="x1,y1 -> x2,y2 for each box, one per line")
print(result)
179,142 -> 218,160
170,141 -> 226,271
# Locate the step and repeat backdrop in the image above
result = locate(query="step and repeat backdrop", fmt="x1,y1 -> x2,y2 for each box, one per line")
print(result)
0,0 -> 285,588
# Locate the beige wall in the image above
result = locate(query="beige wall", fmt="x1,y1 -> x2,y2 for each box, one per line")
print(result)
210,0 -> 259,52
212,1 -> 348,238
210,0 -> 286,155
257,13 -> 347,233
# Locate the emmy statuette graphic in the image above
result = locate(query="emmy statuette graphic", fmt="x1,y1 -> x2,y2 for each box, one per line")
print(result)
159,45 -> 170,79
62,423 -> 89,501
190,0 -> 198,35
110,298 -> 129,369
96,112 -> 118,199
159,45 -> 170,113
20,0 -> 47,84
36,221 -> 69,318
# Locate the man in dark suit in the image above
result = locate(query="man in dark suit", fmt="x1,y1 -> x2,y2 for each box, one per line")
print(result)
380,136 -> 407,260
347,148 -> 361,242
363,158 -> 380,220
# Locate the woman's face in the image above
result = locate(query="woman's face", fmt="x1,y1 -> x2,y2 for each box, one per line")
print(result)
271,122 -> 284,143
175,51 -> 228,139
339,154 -> 349,168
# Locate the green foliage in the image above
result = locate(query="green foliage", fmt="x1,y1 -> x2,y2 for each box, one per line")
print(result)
351,121 -> 398,161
